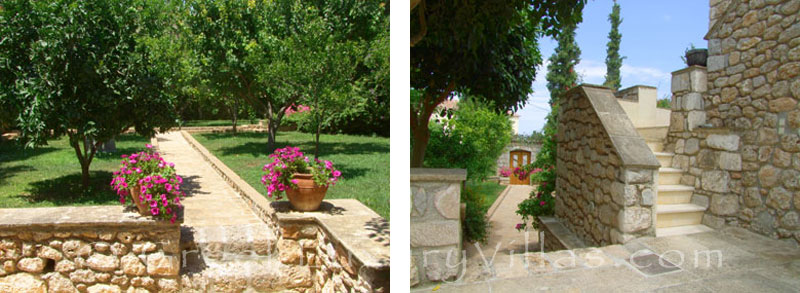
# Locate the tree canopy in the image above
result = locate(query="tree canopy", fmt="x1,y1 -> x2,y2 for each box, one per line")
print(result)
0,0 -> 178,189
410,0 -> 587,167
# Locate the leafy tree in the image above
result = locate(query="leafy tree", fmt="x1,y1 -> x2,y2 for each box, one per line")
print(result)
603,0 -> 625,91
187,0 -> 292,150
410,0 -> 587,167
0,0 -> 178,190
516,23 -> 581,231
424,98 -> 512,181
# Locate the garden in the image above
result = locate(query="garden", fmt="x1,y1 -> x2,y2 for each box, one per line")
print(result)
0,0 -> 389,219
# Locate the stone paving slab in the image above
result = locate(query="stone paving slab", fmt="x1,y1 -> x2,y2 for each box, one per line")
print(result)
155,132 -> 276,262
418,227 -> 800,292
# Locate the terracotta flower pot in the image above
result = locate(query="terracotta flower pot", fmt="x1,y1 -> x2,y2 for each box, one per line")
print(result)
285,173 -> 328,212
128,186 -> 149,215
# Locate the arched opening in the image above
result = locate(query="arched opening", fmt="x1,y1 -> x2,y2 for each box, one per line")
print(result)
509,149 -> 531,185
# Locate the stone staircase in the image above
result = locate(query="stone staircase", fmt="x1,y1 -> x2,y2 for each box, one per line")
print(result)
646,139 -> 714,237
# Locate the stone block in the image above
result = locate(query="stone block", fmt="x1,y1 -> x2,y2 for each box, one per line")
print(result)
16,258 -> 44,273
421,247 -> 460,281
120,254 -> 145,276
86,284 -> 120,293
702,170 -> 730,193
767,187 -> 792,210
683,92 -> 704,110
434,184 -> 460,219
685,138 -> 700,155
759,165 -> 781,188
410,221 -> 460,247
86,253 -> 119,272
624,169 -> 653,184
719,152 -> 742,171
706,134 -> 740,151
687,111 -> 706,131
145,253 -> 178,277
707,55 -> 728,72
710,194 -> 739,216
618,207 -> 651,233
689,68 -> 707,92
0,273 -> 46,293
672,71 -> 690,93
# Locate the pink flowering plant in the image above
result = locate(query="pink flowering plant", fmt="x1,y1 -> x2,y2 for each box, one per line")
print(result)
260,146 -> 342,200
110,144 -> 184,223
499,167 -> 513,177
134,174 -> 184,223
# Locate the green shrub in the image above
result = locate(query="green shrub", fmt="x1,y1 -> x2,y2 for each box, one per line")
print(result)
424,98 -> 512,181
657,98 -> 671,109
461,183 -> 490,243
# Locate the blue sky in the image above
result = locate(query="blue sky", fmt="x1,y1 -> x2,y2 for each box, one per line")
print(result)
516,0 -> 709,134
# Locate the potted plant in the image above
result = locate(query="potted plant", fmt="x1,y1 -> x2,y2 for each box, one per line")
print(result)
261,146 -> 342,211
111,144 -> 183,222
682,44 -> 708,67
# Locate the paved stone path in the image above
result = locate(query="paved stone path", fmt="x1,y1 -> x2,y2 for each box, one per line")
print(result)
417,226 -> 800,292
462,185 -> 540,281
156,131 -> 263,227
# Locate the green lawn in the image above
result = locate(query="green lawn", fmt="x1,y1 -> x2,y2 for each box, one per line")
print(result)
466,180 -> 507,211
182,119 -> 258,127
192,131 -> 389,219
0,135 -> 150,208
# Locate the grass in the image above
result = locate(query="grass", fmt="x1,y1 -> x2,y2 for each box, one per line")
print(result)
0,134 -> 150,208
182,119 -> 258,127
465,180 -> 507,211
192,131 -> 389,219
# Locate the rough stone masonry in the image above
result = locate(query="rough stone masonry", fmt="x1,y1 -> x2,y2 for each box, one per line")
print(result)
555,85 -> 661,246
665,0 -> 800,245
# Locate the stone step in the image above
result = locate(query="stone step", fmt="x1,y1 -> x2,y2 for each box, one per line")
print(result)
656,224 -> 714,237
657,185 -> 695,205
181,223 -> 277,263
180,257 -> 312,292
654,152 -> 674,168
656,203 -> 706,228
658,168 -> 683,185
647,141 -> 664,153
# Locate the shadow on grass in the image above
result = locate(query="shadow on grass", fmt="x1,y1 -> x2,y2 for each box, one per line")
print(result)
0,141 -> 58,164
197,132 -> 389,157
16,171 -> 118,206
0,165 -> 35,185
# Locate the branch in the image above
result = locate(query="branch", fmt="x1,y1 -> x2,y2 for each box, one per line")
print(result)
410,0 -> 427,47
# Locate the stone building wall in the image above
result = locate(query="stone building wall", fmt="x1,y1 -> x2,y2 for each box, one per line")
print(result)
664,0 -> 800,245
555,85 -> 661,246
495,141 -> 542,176
0,206 -> 181,292
410,168 -> 465,286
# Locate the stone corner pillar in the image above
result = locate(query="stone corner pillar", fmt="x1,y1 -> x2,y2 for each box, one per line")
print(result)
668,66 -> 708,149
409,168 -> 466,287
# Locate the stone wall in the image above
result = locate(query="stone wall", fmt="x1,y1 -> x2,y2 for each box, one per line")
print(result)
555,85 -> 661,246
0,206 -> 181,292
665,0 -> 800,245
182,131 -> 390,292
410,168 -> 465,287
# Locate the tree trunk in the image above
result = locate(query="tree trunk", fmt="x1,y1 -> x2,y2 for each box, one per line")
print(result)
267,121 -> 277,152
315,121 -> 321,160
71,136 -> 98,192
411,84 -> 455,167
231,99 -> 239,135
80,160 -> 91,190
410,121 -> 430,167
